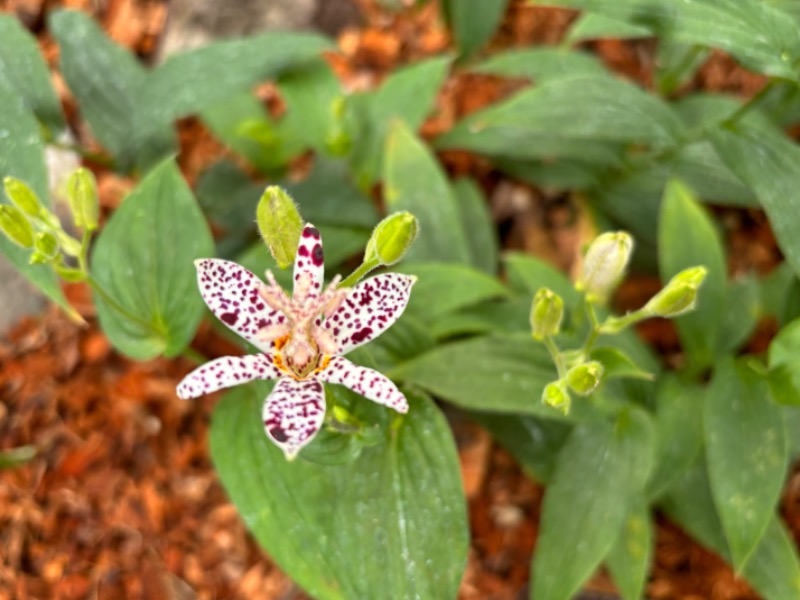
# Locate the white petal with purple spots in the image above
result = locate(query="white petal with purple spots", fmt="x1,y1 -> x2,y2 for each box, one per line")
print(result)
195,258 -> 284,352
177,354 -> 282,399
324,273 -> 416,354
292,224 -> 325,301
316,356 -> 409,413
263,377 -> 327,460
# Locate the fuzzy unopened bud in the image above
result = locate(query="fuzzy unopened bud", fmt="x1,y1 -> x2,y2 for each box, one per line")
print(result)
365,212 -> 419,266
256,186 -> 303,270
565,361 -> 604,396
644,266 -> 707,318
530,288 -> 564,340
576,231 -> 634,303
3,176 -> 43,218
0,205 -> 34,248
542,380 -> 570,414
66,168 -> 99,231
33,231 -> 59,260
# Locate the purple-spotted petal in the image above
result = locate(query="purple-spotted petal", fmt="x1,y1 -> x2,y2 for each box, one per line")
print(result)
263,377 -> 327,460
292,224 -> 325,301
316,356 -> 409,413
195,258 -> 284,352
324,273 -> 416,354
176,354 -> 282,399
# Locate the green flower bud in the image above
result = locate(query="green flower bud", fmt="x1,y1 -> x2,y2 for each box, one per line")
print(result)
565,361 -> 604,396
530,288 -> 564,340
256,186 -> 303,270
644,266 -> 707,318
0,205 -> 34,248
3,176 -> 43,218
325,97 -> 353,157
66,168 -> 99,231
364,212 -> 419,267
576,231 -> 634,303
542,380 -> 571,414
33,231 -> 59,260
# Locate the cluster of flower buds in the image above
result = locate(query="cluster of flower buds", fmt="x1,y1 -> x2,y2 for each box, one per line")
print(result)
530,230 -> 707,414
0,169 -> 98,275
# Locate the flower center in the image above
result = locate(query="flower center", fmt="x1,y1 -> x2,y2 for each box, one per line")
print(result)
257,271 -> 345,379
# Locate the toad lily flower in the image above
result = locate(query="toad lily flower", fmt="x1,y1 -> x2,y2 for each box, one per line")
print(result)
177,224 -> 416,460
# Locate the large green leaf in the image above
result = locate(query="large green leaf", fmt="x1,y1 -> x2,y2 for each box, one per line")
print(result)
0,79 -> 75,319
210,384 -> 468,600
436,74 -> 684,159
647,375 -> 704,500
606,497 -> 652,600
531,407 -> 655,600
397,262 -> 509,322
441,0 -> 510,57
91,160 -> 213,359
392,334 -> 560,417
352,56 -> 451,186
658,178 -> 727,371
470,47 -> 605,80
564,11 -> 652,42
661,459 -> 800,600
49,10 -> 167,171
503,252 -> 580,307
452,178 -> 499,275
536,0 -> 800,80
711,123 -> 800,279
0,15 -> 64,133
705,358 -> 788,571
384,120 -> 471,264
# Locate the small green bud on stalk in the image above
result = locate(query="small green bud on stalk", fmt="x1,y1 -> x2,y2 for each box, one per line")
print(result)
256,186 -> 303,269
530,288 -> 564,340
576,231 -> 634,303
644,266 -> 707,318
0,205 -> 34,248
364,212 -> 419,267
3,176 -> 43,218
66,168 -> 99,231
565,361 -> 604,396
33,231 -> 60,261
542,380 -> 571,414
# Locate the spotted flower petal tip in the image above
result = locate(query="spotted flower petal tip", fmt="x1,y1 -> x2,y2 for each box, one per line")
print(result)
177,224 -> 415,459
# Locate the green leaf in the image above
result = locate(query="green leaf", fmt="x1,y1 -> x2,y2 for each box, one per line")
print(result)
452,178 -> 499,275
504,252 -> 580,308
711,123 -> 800,279
718,273 -> 761,354
49,10 -> 170,171
429,297 -> 531,338
0,15 -> 64,133
536,0 -> 800,80
590,347 -> 654,381
91,159 -> 214,359
437,74 -> 684,159
531,407 -> 654,600
767,318 -> 800,405
564,11 -> 652,42
606,497 -> 653,600
441,0 -> 510,57
210,384 -> 468,600
658,178 -> 726,371
654,40 -> 710,96
647,375 -> 704,500
661,459 -> 800,600
0,79 -> 76,319
470,412 -> 572,483
705,358 -> 788,571
0,444 -> 37,470
353,56 -> 451,186
383,120 -> 470,264
397,262 -> 509,322
392,334 -> 560,417
469,48 -> 605,81
769,316 -> 800,368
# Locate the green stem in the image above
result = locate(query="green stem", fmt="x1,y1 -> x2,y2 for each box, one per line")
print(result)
181,346 -> 208,364
340,259 -> 380,288
721,79 -> 779,128
598,309 -> 650,334
582,301 -> 602,355
543,336 -> 567,379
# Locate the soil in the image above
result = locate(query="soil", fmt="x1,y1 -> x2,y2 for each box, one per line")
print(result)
1,1 -> 799,599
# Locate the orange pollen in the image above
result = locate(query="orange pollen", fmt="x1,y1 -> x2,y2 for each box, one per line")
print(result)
274,335 -> 290,351
273,354 -> 287,372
